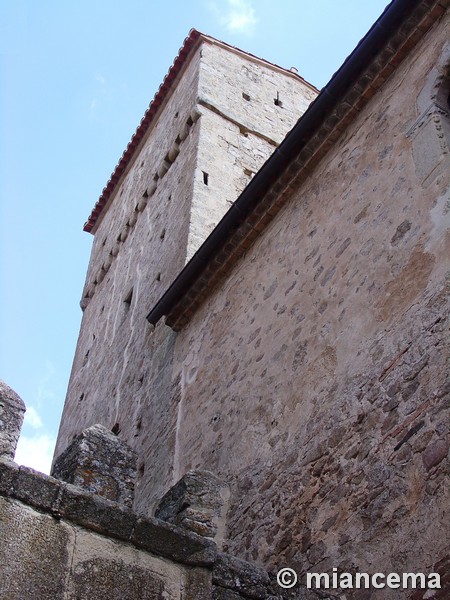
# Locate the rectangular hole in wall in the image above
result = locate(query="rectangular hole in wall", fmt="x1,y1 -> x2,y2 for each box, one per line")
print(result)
203,171 -> 209,186
274,91 -> 283,107
242,92 -> 251,101
124,288 -> 133,307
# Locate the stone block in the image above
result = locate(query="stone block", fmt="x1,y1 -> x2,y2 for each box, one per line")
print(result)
69,557 -> 166,600
57,482 -> 136,541
184,568 -> 213,600
0,457 -> 19,495
131,515 -> 217,566
0,496 -> 72,600
155,470 -> 229,545
212,587 -> 246,599
212,553 -> 270,599
13,465 -> 61,512
52,423 -> 137,507
0,380 -> 26,459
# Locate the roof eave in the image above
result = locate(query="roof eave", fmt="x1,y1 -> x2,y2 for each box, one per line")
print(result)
147,0 -> 449,330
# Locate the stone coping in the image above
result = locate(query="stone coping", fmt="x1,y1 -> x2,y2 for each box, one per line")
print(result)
0,458 -> 322,600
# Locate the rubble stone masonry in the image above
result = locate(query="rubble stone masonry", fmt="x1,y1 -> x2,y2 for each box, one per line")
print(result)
53,9 -> 450,599
171,13 -> 450,589
55,37 -> 317,513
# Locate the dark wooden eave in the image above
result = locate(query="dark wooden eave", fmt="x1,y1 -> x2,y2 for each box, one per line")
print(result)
147,0 -> 450,331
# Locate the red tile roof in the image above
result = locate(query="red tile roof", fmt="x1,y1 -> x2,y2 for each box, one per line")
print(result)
84,29 -> 317,233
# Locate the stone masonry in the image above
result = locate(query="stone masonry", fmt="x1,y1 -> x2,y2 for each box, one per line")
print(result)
0,379 -> 26,460
169,12 -> 450,589
54,5 -> 450,599
55,32 -> 317,514
52,423 -> 137,508
0,383 -> 322,600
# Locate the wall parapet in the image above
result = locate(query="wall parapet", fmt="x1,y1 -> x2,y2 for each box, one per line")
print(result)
51,423 -> 137,508
0,379 -> 26,460
0,456 -> 322,599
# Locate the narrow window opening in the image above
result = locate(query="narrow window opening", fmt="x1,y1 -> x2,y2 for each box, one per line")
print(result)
112,423 -> 121,435
160,229 -> 166,240
138,463 -> 145,476
203,171 -> 209,185
79,393 -> 84,403
242,92 -> 251,101
134,417 -> 142,437
186,115 -> 194,126
174,111 -> 179,118
142,189 -> 149,198
274,91 -> 283,107
124,288 -> 133,307
155,272 -> 161,282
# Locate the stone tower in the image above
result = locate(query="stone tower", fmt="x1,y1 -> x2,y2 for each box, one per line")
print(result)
55,30 -> 317,513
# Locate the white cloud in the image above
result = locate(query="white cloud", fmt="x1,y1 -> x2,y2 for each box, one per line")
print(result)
23,405 -> 42,429
36,360 -> 56,405
225,0 -> 258,33
207,0 -> 258,35
15,433 -> 55,475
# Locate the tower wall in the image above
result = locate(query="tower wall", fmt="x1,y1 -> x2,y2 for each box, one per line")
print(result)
55,38 -> 317,512
189,42 -> 316,256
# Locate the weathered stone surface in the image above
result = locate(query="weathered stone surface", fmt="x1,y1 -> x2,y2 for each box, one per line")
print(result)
213,553 -> 270,599
56,482 -> 137,541
14,465 -> 61,511
422,439 -> 449,470
70,558 -> 165,599
155,470 -> 229,544
0,379 -> 26,459
0,456 -> 19,494
0,496 -> 72,600
0,440 -> 322,600
131,515 -> 217,567
52,423 -> 137,507
54,39 -> 317,515
167,14 -> 450,584
52,8 -> 450,598
184,568 -> 213,600
212,588 -> 246,600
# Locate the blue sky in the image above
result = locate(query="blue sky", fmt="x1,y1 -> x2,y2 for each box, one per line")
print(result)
1,0 -> 389,473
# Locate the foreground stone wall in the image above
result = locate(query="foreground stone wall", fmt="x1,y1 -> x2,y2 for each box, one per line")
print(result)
55,38 -> 317,513
1,384 -> 321,599
0,449 -> 320,598
170,13 -> 450,593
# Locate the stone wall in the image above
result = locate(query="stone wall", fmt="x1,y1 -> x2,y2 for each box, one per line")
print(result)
168,13 -> 450,594
189,42 -> 316,257
1,383 -> 321,600
55,37 -> 317,513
